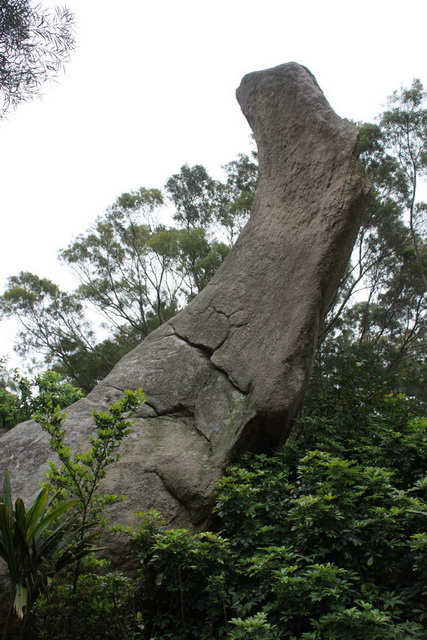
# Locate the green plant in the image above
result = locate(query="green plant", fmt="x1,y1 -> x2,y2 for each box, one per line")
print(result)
0,364 -> 84,429
20,389 -> 427,640
35,389 -> 145,587
227,611 -> 280,639
37,389 -> 144,527
29,371 -> 85,414
135,516 -> 232,640
0,470 -> 96,639
33,563 -> 136,640
123,394 -> 427,640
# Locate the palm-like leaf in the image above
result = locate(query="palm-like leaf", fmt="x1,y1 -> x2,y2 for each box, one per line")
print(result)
0,470 -> 97,620
1,470 -> 13,512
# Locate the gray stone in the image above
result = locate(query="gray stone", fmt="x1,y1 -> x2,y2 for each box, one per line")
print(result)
0,62 -> 366,617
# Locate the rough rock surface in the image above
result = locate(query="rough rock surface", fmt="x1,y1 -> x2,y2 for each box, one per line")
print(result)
0,62 -> 366,614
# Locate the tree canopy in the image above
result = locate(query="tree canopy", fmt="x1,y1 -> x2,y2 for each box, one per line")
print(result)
1,81 -> 426,407
0,0 -> 75,118
0,152 -> 257,388
308,79 -> 427,413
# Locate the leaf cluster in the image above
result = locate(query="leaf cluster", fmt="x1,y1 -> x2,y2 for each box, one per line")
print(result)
32,567 -> 135,640
0,470 -> 96,631
0,0 -> 75,117
0,365 -> 83,429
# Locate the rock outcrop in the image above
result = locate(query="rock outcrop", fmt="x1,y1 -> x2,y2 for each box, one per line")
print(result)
0,62 -> 365,570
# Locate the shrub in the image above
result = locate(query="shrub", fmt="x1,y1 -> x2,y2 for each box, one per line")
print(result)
32,564 -> 136,640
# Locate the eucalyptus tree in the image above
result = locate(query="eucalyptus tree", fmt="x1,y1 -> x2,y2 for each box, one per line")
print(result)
0,272 -> 115,392
380,79 -> 427,289
59,186 -> 231,340
165,153 -> 258,244
59,154 -> 257,341
0,0 -> 75,118
0,155 -> 255,389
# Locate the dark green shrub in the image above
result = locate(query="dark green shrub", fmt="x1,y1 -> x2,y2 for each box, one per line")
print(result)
32,565 -> 136,640
135,515 -> 232,639
131,394 -> 427,639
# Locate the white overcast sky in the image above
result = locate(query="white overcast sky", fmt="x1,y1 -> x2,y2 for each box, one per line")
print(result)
1,0 -> 427,368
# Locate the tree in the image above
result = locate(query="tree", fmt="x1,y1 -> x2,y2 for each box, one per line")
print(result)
60,188 -> 186,339
1,153 -> 257,389
0,272 -> 117,391
0,0 -> 75,118
165,164 -> 219,229
215,152 -> 258,244
0,364 -> 83,428
308,81 -> 427,414
380,79 -> 427,289
59,185 -> 231,338
0,357 -> 18,428
165,153 -> 257,244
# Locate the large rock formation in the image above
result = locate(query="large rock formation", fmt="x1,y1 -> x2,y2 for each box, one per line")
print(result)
0,62 -> 365,562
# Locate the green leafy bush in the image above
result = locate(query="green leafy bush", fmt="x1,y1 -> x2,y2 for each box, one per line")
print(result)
135,515 -> 232,640
227,611 -> 280,639
1,389 -> 144,639
131,395 -> 427,639
32,564 -> 135,640
37,389 -> 145,533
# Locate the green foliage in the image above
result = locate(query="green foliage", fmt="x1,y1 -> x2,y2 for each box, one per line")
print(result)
314,79 -> 427,413
0,0 -> 75,118
0,357 -> 20,428
295,393 -> 427,481
227,611 -> 280,639
1,152 -> 257,389
217,152 -> 258,244
135,516 -> 232,639
0,364 -> 84,429
0,470 -> 96,636
166,164 -> 219,229
32,565 -> 135,640
59,182 -> 233,338
379,79 -> 427,292
10,389 -> 145,638
26,371 -> 84,414
165,154 -> 257,244
26,391 -> 427,640
36,389 -> 145,536
128,393 -> 427,640
0,272 -> 115,392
